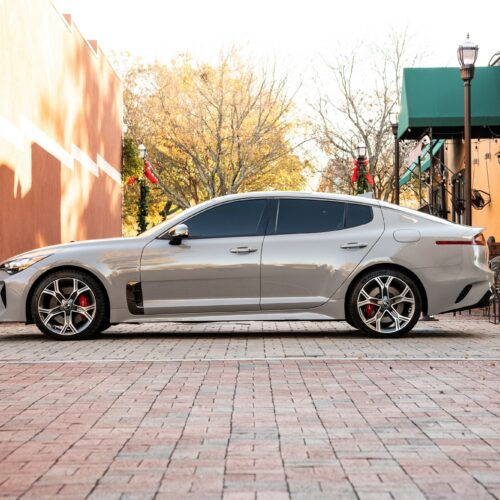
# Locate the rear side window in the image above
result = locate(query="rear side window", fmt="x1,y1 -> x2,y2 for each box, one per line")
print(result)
273,199 -> 345,235
345,203 -> 373,228
185,199 -> 267,239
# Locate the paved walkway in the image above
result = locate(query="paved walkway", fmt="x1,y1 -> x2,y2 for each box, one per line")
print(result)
0,316 -> 499,363
0,317 -> 499,499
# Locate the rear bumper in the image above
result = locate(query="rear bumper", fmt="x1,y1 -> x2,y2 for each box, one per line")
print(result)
441,289 -> 493,314
418,264 -> 494,316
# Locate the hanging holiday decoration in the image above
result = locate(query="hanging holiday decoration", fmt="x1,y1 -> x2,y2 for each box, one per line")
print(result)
351,158 -> 373,188
144,161 -> 159,184
351,163 -> 359,183
127,175 -> 138,185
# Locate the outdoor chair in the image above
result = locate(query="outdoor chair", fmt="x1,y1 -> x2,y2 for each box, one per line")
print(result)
489,256 -> 500,324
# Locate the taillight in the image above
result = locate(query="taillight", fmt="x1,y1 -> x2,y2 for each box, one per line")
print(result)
436,232 -> 486,246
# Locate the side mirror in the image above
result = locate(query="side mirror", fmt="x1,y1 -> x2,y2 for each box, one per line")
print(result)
168,224 -> 189,245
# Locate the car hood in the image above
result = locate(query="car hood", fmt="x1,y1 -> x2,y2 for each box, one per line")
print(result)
3,236 -> 147,262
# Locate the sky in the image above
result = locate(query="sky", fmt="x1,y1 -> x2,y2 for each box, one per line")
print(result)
53,0 -> 499,71
51,0 -> 499,186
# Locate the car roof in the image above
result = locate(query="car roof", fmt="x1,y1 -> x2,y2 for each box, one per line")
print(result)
207,191 -> 382,207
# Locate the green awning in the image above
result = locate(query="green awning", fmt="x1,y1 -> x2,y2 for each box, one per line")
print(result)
399,139 -> 445,187
398,66 -> 500,140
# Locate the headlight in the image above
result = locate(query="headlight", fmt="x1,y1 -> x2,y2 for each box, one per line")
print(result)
0,254 -> 52,275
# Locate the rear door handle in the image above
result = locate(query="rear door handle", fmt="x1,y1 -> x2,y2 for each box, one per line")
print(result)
340,242 -> 368,249
230,247 -> 258,254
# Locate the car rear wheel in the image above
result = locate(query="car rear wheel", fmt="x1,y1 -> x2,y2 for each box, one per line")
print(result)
348,268 -> 421,336
31,270 -> 108,340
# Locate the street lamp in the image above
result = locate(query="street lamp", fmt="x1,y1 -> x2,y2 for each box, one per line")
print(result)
389,106 -> 400,205
356,143 -> 367,159
137,144 -> 148,234
457,34 -> 479,225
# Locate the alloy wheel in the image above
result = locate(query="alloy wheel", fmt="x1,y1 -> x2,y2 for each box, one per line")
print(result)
356,275 -> 416,334
37,278 -> 96,336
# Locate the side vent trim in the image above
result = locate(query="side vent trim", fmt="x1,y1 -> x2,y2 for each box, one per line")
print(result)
126,281 -> 144,315
0,282 -> 6,308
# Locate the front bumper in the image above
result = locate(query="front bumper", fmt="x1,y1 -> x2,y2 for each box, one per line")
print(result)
0,267 -> 41,323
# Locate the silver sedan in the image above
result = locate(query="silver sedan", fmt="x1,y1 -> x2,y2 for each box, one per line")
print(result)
0,192 -> 493,340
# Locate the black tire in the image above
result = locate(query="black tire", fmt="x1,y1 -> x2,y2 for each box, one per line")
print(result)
31,270 -> 108,340
347,268 -> 422,336
99,320 -> 115,332
344,311 -> 356,329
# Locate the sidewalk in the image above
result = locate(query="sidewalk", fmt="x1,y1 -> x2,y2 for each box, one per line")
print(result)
0,317 -> 499,499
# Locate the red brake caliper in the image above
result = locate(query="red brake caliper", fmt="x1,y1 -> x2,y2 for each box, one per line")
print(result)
78,294 -> 89,321
364,304 -> 375,318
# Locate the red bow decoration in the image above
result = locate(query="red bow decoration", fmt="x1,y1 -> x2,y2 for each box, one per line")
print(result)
351,159 -> 374,185
351,165 -> 359,183
144,161 -> 159,184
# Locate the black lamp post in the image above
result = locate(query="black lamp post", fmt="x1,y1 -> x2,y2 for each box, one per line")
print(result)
137,143 -> 148,234
354,143 -> 369,195
457,34 -> 479,226
389,107 -> 400,205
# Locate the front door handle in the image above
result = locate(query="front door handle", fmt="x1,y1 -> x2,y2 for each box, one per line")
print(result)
340,242 -> 368,249
230,246 -> 258,254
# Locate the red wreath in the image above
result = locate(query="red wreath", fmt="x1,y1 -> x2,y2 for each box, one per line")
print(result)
351,158 -> 374,185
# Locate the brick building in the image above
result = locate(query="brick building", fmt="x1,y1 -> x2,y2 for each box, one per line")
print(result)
0,0 -> 123,262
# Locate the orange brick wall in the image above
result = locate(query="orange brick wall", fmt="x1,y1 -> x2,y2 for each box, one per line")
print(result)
0,0 -> 123,261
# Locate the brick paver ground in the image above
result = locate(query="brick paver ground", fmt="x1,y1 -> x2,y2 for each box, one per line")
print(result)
0,316 -> 499,499
0,316 -> 499,363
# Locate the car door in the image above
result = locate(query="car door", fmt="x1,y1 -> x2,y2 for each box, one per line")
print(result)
260,198 -> 384,310
140,198 -> 269,315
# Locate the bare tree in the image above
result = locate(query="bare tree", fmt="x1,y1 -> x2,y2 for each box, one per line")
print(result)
312,29 -> 421,201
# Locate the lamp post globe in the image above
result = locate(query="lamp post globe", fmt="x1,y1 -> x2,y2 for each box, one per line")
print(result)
458,34 -> 479,70
389,105 -> 400,135
356,143 -> 367,159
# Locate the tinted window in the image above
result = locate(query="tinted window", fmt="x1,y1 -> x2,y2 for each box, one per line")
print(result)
274,199 -> 345,235
185,199 -> 267,239
345,203 -> 373,228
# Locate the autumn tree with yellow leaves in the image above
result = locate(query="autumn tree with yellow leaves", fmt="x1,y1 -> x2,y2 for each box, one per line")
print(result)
121,51 -> 311,233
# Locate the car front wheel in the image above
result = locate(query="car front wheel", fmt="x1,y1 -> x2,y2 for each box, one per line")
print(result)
31,270 -> 108,340
348,268 -> 422,336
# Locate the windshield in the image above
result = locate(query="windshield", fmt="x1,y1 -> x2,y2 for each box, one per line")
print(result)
139,208 -> 188,238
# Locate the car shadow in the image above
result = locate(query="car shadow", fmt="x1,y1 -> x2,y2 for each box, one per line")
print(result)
100,329 -> 485,340
0,326 -> 485,342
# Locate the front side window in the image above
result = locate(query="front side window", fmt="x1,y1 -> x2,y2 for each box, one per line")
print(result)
184,199 -> 268,239
273,199 -> 345,235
